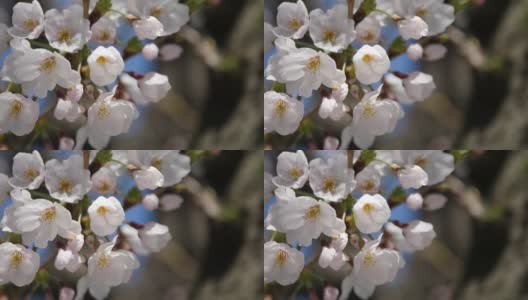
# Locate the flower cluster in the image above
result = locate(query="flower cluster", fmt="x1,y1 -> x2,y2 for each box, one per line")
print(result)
0,150 -> 191,299
0,0 -> 192,149
264,150 -> 457,299
264,0 -> 462,149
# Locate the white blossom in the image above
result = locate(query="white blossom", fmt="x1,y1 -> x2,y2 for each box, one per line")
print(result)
9,150 -> 45,190
341,86 -> 403,149
318,232 -> 349,270
356,16 -> 382,45
424,44 -> 448,61
268,195 -> 345,246
264,91 -> 304,136
91,167 -> 118,195
308,154 -> 355,202
142,43 -> 159,60
0,242 -> 40,287
398,165 -> 428,189
128,0 -> 189,39
355,166 -> 381,195
398,151 -> 455,185
318,83 -> 349,121
272,150 -> 309,189
128,150 -> 191,190
84,239 -> 139,299
398,16 -> 428,40
392,0 -> 455,36
407,43 -> 424,60
44,154 -> 92,203
403,220 -> 436,250
406,192 -> 423,210
88,196 -> 125,236
273,0 -> 309,39
353,44 -> 390,85
308,4 -> 356,53
0,92 -> 39,136
8,0 -> 44,39
54,84 -> 85,122
142,193 -> 159,211
424,193 -> 448,210
90,16 -> 117,45
138,72 -> 171,104
54,234 -> 84,272
159,44 -> 183,61
44,5 -> 91,53
264,241 -> 304,285
88,46 -> 125,86
159,194 -> 183,211
353,194 -> 391,234
403,71 -> 436,102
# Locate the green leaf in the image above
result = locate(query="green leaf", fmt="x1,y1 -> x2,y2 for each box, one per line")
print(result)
358,0 -> 377,16
95,150 -> 113,165
389,36 -> 407,56
124,186 -> 142,209
96,0 -> 112,15
389,186 -> 407,204
450,0 -> 470,13
124,37 -> 143,55
186,0 -> 207,13
186,150 -> 207,163
449,150 -> 469,163
358,150 -> 376,165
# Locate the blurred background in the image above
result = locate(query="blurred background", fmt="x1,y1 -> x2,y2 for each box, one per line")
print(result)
0,0 -> 263,150
0,150 -> 263,300
264,150 -> 528,300
264,0 -> 528,149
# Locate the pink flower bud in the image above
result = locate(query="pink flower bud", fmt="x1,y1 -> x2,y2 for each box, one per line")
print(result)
407,43 -> 423,61
160,44 -> 183,61
406,192 -> 423,210
324,136 -> 339,150
142,43 -> 159,61
142,193 -> 159,211
59,137 -> 75,150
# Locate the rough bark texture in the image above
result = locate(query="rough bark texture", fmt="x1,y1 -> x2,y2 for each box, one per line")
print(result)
458,151 -> 528,300
459,0 -> 528,148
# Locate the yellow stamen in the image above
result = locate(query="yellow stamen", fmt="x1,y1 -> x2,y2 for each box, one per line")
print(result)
10,250 -> 23,268
363,251 -> 376,267
24,169 -> 38,180
362,54 -> 373,63
98,181 -> 111,193
304,204 -> 321,222
415,156 -> 427,167
322,30 -> 336,42
58,179 -> 72,193
23,18 -> 38,31
362,31 -> 375,42
322,177 -> 336,192
275,249 -> 288,266
288,18 -> 303,30
98,31 -> 111,42
363,180 -> 375,191
416,7 -> 427,17
96,56 -> 107,64
362,103 -> 376,118
151,7 -> 162,17
9,101 -> 23,118
97,206 -> 108,216
362,203 -> 373,213
97,104 -> 111,118
274,99 -> 288,117
288,168 -> 302,179
96,254 -> 111,268
41,207 -> 57,223
152,159 -> 162,169
306,56 -> 321,71
40,56 -> 56,73
57,30 -> 71,42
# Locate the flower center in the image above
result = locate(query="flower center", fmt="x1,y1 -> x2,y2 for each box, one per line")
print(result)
97,205 -> 108,216
151,7 -> 162,17
96,56 -> 107,64
362,103 -> 376,118
415,156 -> 427,167
306,56 -> 321,72
96,254 -> 111,268
9,101 -> 23,118
288,18 -> 303,30
24,168 -> 38,180
98,181 -> 111,193
304,204 -> 321,222
362,203 -> 373,213
59,179 -> 72,193
416,7 -> 428,17
152,159 -> 162,169
362,54 -> 373,63
275,249 -> 288,266
288,167 -> 302,179
98,31 -> 111,42
97,104 -> 111,118
23,18 -> 38,31
362,31 -> 375,42
363,251 -> 376,267
274,99 -> 288,117
10,250 -> 23,268
363,180 -> 375,191
41,206 -> 57,223
58,29 -> 71,42
322,30 -> 336,42
40,56 -> 56,73
322,177 -> 336,192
